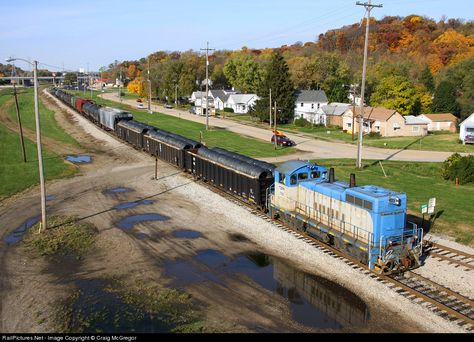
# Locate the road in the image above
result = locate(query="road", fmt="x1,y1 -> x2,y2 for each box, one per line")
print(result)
100,92 -> 471,163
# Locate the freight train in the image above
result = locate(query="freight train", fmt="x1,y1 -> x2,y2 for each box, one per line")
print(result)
50,88 -> 423,274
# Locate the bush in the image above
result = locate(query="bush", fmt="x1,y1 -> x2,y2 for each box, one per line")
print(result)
223,108 -> 234,113
367,132 -> 382,139
442,153 -> 474,184
294,117 -> 311,127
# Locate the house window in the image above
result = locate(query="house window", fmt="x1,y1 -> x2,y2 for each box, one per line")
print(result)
393,122 -> 401,131
413,126 -> 419,132
311,103 -> 314,109
375,125 -> 380,132
347,123 -> 352,128
317,103 -> 320,109
301,103 -> 304,107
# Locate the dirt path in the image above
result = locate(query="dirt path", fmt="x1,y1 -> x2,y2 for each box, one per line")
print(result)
0,91 -> 467,333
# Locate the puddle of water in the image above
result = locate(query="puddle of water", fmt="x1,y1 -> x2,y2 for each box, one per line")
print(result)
4,216 -> 40,245
105,187 -> 134,194
46,195 -> 56,202
163,249 -> 369,331
69,279 -> 170,333
113,199 -> 154,210
115,213 -> 170,230
65,155 -> 92,163
173,230 -> 202,239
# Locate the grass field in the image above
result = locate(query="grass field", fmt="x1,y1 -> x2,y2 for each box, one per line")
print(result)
0,88 -> 79,147
316,159 -> 474,245
226,114 -> 474,153
0,88 -> 77,199
69,90 -> 296,158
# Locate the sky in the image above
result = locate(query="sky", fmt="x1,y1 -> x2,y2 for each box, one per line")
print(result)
1,0 -> 473,72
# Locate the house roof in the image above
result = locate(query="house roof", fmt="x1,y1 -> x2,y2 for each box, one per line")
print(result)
210,89 -> 232,102
227,94 -> 257,104
421,113 -> 457,122
352,106 -> 399,122
460,113 -> 474,125
295,90 -> 328,103
321,103 -> 351,116
404,115 -> 429,125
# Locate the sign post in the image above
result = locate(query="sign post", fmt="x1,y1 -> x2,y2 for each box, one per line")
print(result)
421,204 -> 428,228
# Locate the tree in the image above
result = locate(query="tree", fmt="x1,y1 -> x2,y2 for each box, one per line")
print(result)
64,73 -> 77,85
253,51 -> 295,122
420,65 -> 435,92
431,80 -> 461,116
223,55 -> 264,93
370,75 -> 420,115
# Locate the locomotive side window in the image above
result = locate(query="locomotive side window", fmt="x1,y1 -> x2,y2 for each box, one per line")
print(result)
298,173 -> 308,180
279,173 -> 286,184
355,197 -> 363,207
310,171 -> 320,179
290,174 -> 297,185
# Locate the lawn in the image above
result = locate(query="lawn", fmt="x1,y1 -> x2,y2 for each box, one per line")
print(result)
315,159 -> 474,245
68,90 -> 296,158
226,115 -> 474,153
0,88 -> 79,147
0,123 -> 76,199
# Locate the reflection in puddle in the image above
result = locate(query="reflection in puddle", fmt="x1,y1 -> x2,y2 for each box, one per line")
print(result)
173,230 -> 202,239
65,155 -> 92,163
115,213 -> 170,230
4,216 -> 40,245
69,279 -> 170,333
105,187 -> 134,194
113,199 -> 154,210
46,195 -> 56,202
164,249 -> 369,330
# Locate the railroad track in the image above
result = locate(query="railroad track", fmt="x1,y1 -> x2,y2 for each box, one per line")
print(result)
193,179 -> 474,331
423,241 -> 474,271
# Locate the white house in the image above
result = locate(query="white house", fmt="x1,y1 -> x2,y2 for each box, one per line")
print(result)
209,89 -> 236,110
225,94 -> 259,114
294,90 -> 328,124
460,113 -> 474,143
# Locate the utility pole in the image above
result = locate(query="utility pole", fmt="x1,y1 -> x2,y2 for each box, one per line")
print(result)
201,42 -> 215,130
356,0 -> 382,168
13,82 -> 26,162
175,84 -> 178,107
148,57 -> 152,113
269,88 -> 272,128
274,101 -> 277,150
119,69 -> 122,102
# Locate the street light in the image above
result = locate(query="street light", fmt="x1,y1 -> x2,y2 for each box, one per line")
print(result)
6,57 -> 47,232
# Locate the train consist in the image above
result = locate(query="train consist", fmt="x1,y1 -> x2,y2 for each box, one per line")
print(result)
50,88 -> 423,274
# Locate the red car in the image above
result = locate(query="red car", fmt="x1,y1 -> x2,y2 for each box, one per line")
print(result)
271,134 -> 295,146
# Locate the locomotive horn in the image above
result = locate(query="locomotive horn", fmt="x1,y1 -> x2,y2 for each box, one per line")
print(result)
329,168 -> 335,183
350,173 -> 356,188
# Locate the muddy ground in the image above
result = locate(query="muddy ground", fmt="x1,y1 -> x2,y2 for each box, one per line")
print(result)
0,91 -> 461,333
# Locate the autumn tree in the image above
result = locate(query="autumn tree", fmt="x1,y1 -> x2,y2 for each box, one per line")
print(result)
253,51 -> 295,122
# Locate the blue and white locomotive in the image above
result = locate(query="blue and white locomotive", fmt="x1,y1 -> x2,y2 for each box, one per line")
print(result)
269,160 -> 423,274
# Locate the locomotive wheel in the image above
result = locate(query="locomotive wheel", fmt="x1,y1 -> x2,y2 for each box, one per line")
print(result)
381,261 -> 394,275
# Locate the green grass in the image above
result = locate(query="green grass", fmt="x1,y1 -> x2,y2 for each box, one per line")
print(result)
227,115 -> 474,153
316,159 -> 474,245
68,90 -> 295,158
0,88 -> 79,146
22,216 -> 98,257
0,123 -> 76,199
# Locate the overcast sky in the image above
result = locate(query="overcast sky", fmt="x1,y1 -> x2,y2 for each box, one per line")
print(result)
1,0 -> 472,72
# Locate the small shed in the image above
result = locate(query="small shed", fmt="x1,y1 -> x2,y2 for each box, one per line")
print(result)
460,113 -> 474,143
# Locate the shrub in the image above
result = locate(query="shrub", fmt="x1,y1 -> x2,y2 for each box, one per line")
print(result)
367,132 -> 382,139
223,108 -> 234,113
442,153 -> 474,184
294,117 -> 311,127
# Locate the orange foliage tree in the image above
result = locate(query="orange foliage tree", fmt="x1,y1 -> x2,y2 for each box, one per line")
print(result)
428,29 -> 474,73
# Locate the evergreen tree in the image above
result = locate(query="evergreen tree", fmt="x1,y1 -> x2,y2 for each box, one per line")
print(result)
431,81 -> 461,116
252,51 -> 295,123
420,65 -> 435,93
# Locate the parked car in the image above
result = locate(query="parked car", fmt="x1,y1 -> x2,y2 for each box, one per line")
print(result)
271,134 -> 295,147
188,107 -> 196,114
164,103 -> 173,109
464,134 -> 474,144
